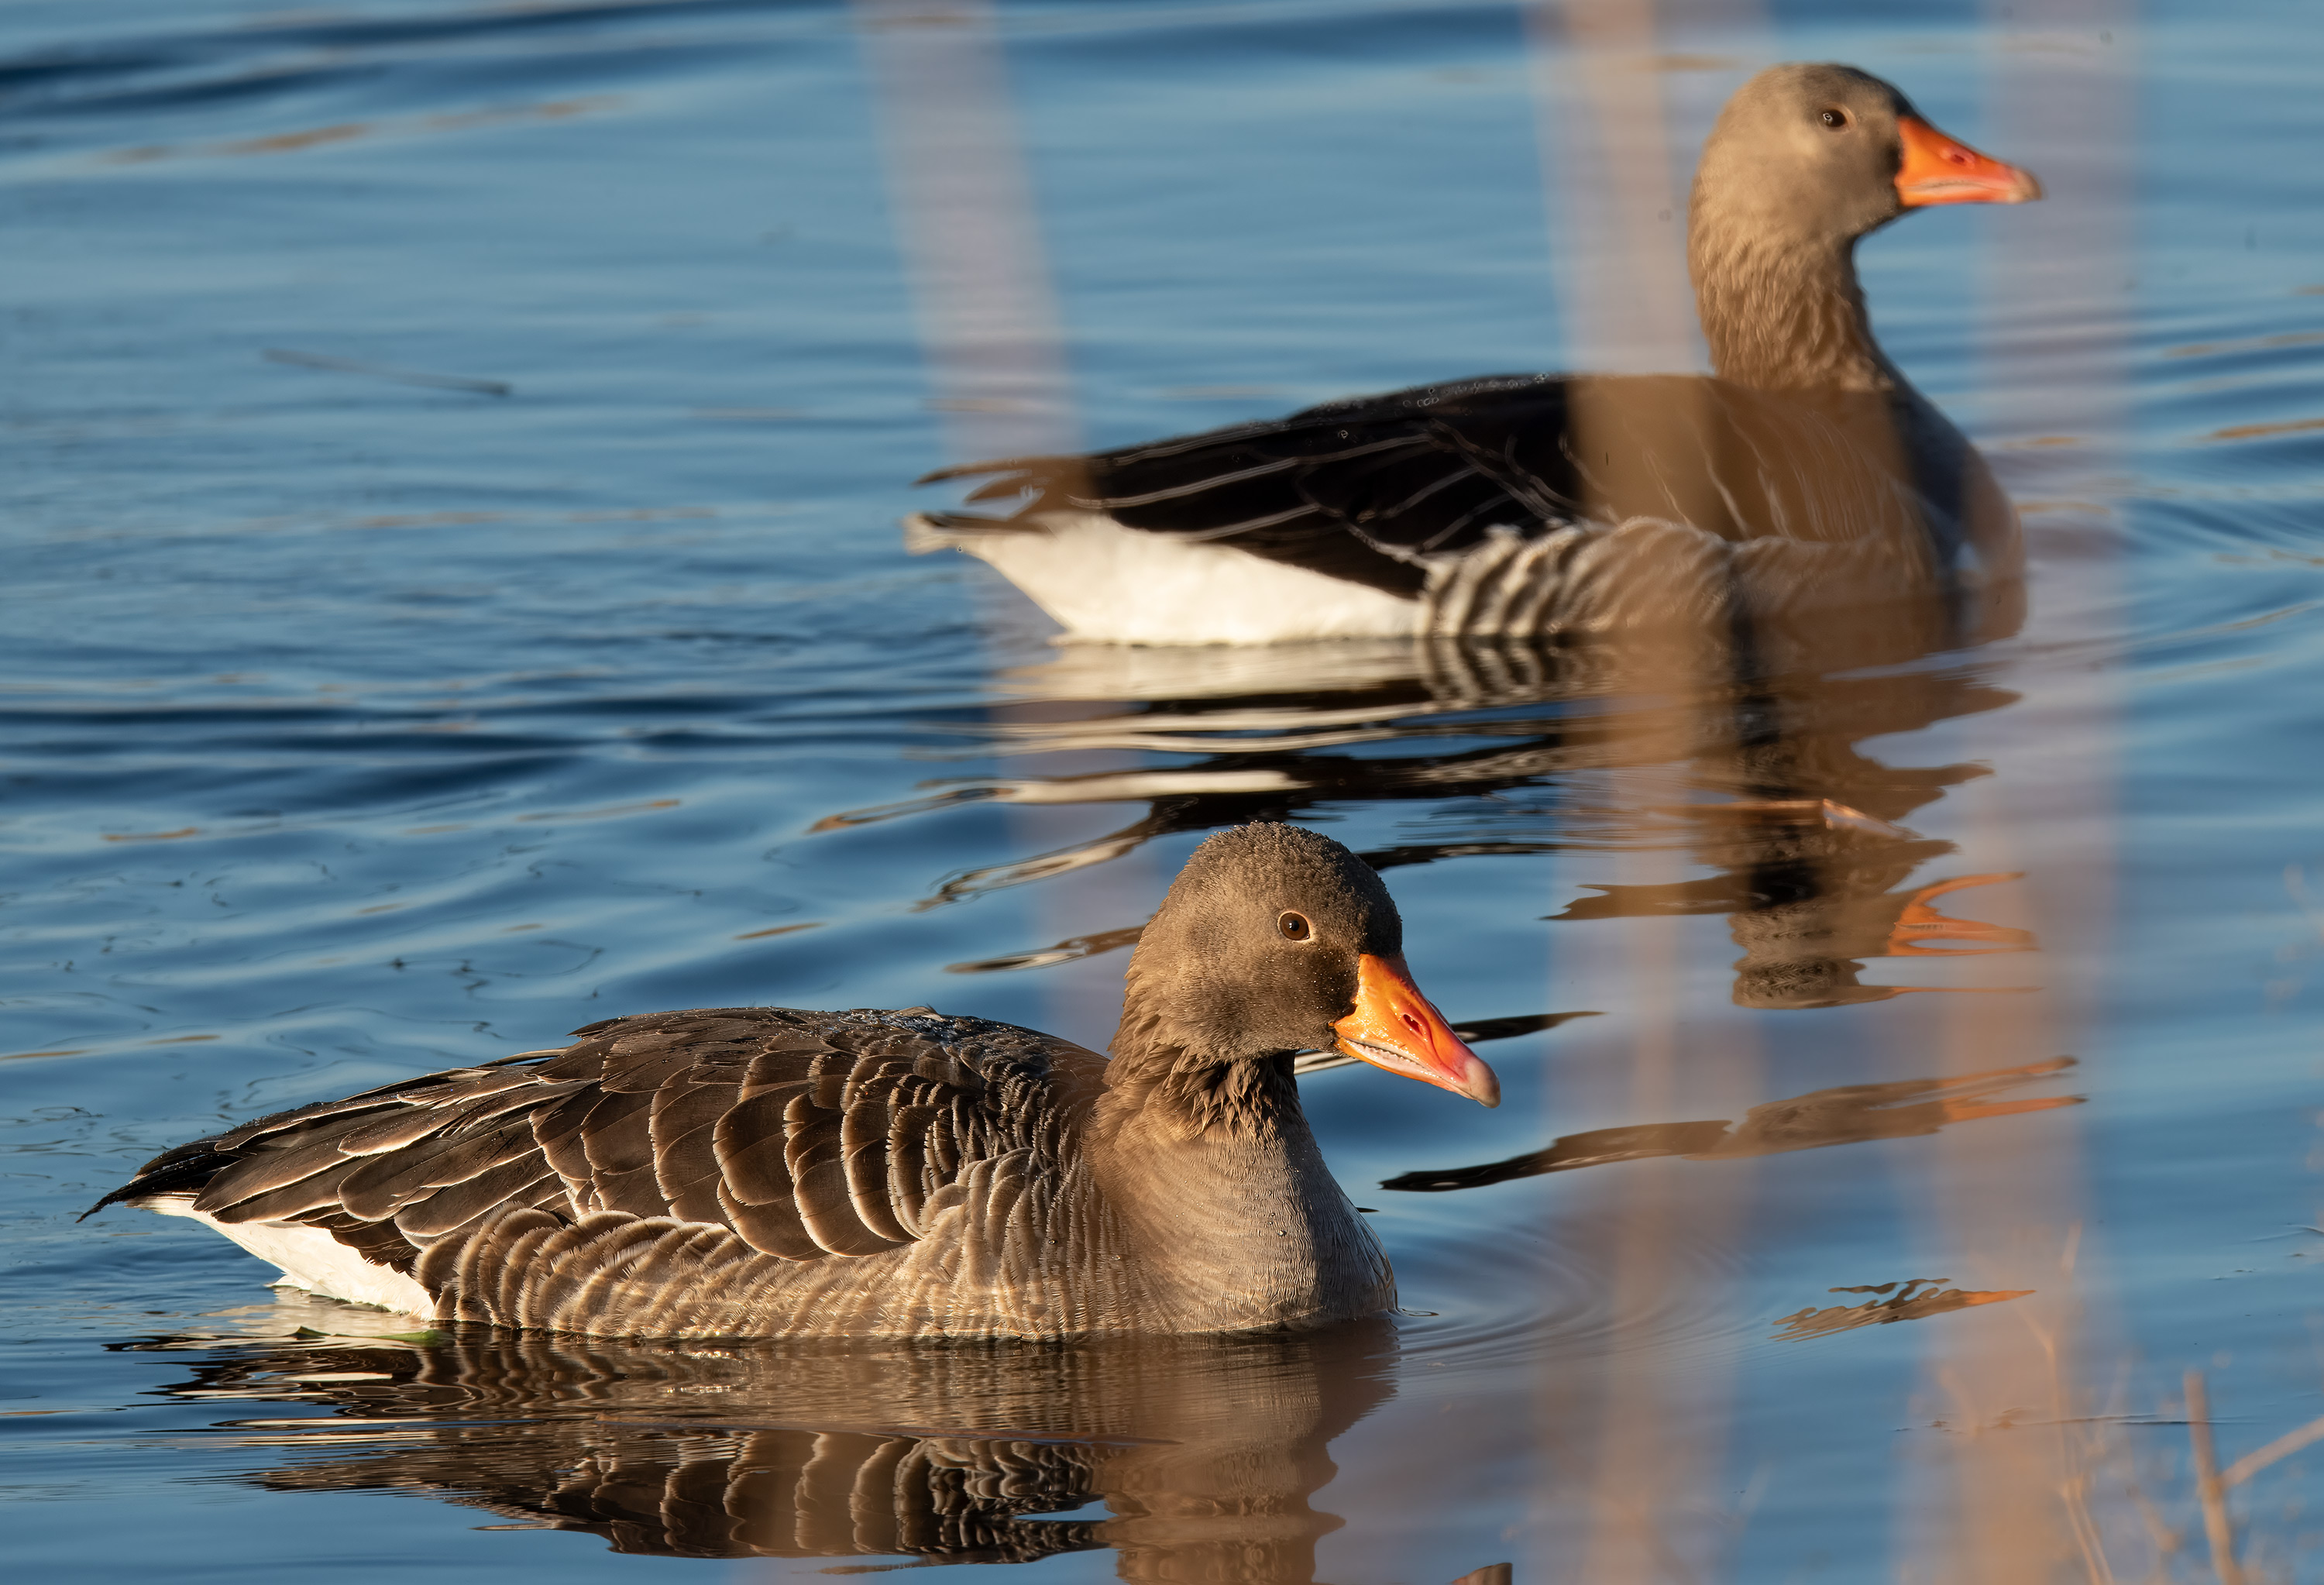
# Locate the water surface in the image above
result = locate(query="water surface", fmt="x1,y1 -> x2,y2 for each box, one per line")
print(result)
9,1 -> 2324,1580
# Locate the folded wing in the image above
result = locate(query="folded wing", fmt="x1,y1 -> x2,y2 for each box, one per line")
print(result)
91,1008 -> 1097,1308
919,373 -> 1930,598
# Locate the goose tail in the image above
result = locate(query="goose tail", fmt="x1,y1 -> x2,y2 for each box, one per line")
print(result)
902,509 -> 1049,556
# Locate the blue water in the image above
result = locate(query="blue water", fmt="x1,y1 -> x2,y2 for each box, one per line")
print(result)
9,0 -> 2324,1579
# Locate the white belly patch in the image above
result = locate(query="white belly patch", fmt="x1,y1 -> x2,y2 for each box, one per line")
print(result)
908,510 -> 1421,644
143,1195 -> 435,1318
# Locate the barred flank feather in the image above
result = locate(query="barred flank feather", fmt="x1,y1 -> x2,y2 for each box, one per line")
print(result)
93,1007 -> 1108,1337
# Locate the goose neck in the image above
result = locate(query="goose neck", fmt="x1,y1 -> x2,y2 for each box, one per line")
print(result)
1690,230 -> 1898,395
1099,1009 -> 1305,1147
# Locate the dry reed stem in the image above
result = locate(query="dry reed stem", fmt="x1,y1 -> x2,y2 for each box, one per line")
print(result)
2126,1477 -> 2184,1570
2220,1411 -> 2324,1490
2184,1370 -> 2245,1585
2026,1296 -> 2123,1585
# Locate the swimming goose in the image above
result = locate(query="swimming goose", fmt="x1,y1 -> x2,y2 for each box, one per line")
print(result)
89,823 -> 1496,1339
907,64 -> 2040,646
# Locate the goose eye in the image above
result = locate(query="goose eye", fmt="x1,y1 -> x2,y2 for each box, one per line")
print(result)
1820,108 -> 1848,130
1277,911 -> 1312,941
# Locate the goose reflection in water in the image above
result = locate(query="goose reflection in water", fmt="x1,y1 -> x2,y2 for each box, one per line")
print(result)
127,1322 -> 1399,1575
824,624 -> 2040,1019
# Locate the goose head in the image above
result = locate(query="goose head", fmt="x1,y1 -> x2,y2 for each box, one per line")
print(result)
1693,62 -> 2042,254
1121,823 -> 1498,1107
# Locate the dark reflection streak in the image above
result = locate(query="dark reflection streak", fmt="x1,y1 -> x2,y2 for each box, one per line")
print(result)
1384,1057 -> 2079,1192
7,0 -> 782,84
120,1323 -> 1397,1577
1291,1012 -> 1601,1078
591,1420 -> 1170,1446
895,642 -> 2031,1009
1771,1277 -> 2032,1341
947,923 -> 1147,973
263,349 -> 511,398
1444,1011 -> 1604,1043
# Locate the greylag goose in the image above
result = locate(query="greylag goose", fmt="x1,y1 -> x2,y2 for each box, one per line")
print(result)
88,823 -> 1496,1339
907,64 -> 2041,645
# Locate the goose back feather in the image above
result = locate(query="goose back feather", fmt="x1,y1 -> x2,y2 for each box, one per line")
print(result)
97,1008 -> 1119,1338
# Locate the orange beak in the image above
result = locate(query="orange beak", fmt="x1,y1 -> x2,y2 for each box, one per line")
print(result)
1895,115 -> 2043,208
1330,953 -> 1500,1108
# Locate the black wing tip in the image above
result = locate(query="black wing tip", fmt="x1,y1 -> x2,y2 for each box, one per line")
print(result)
79,1148 -> 226,1221
77,1188 -> 139,1222
567,1006 -> 802,1040
915,455 -> 1056,487
569,1013 -> 643,1039
476,1047 -> 565,1069
913,509 -> 1038,536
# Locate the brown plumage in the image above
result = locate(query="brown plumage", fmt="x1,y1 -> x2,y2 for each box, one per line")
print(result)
89,824 -> 1497,1339
905,64 -> 2041,649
